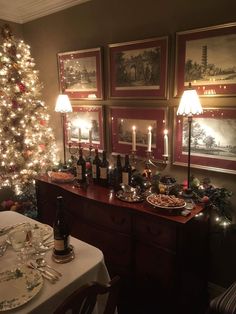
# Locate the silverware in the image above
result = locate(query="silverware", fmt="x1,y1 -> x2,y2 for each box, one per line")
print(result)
0,222 -> 26,236
36,258 -> 62,277
27,261 -> 59,283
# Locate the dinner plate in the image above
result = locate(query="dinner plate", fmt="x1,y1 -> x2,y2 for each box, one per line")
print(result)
0,265 -> 43,311
6,222 -> 53,245
146,194 -> 186,210
30,223 -> 53,242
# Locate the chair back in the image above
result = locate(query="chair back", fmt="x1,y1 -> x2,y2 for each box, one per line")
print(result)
54,276 -> 120,314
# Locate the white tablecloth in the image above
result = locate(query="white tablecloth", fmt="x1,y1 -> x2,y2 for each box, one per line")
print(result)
0,211 -> 110,314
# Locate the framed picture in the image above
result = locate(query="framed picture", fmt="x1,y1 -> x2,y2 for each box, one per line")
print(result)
65,105 -> 104,150
175,22 -> 236,97
109,37 -> 169,99
173,108 -> 236,174
109,106 -> 168,159
57,47 -> 103,100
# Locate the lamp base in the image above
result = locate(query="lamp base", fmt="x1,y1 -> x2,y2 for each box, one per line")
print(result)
182,188 -> 195,210
182,188 -> 193,199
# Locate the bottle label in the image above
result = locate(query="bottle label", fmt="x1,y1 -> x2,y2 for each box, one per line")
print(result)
122,172 -> 129,185
54,239 -> 67,251
77,165 -> 83,180
100,167 -> 107,179
92,164 -> 97,178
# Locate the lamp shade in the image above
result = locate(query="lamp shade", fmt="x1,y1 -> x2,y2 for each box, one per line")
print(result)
177,85 -> 203,116
55,94 -> 72,113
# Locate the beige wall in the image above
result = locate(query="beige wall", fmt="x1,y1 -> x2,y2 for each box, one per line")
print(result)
3,0 -> 236,286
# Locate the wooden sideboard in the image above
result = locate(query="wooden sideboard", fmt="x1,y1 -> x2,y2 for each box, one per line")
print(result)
36,176 -> 209,314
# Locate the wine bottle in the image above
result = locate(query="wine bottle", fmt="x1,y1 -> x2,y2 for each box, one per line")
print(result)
92,148 -> 101,184
122,154 -> 132,185
99,150 -> 109,187
114,154 -> 122,190
53,196 -> 70,256
76,147 -> 86,184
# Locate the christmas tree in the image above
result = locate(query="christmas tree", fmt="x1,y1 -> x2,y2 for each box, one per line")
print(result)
0,24 -> 58,215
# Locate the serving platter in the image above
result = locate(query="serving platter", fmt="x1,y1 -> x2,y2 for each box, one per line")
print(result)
0,265 -> 43,311
146,194 -> 186,210
116,190 -> 144,203
48,171 -> 75,183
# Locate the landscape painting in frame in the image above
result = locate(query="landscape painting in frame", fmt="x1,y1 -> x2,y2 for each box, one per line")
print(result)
109,37 -> 168,99
175,22 -> 236,97
110,107 -> 167,159
58,47 -> 103,100
174,108 -> 236,174
65,106 -> 104,150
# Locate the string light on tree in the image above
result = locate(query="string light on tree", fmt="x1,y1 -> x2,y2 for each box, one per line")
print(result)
0,24 -> 58,207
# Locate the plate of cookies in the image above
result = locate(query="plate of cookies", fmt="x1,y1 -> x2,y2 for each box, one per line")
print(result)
48,171 -> 75,183
146,194 -> 186,210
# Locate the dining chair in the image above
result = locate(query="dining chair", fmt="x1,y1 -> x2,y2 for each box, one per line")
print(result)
54,275 -> 120,314
207,281 -> 236,314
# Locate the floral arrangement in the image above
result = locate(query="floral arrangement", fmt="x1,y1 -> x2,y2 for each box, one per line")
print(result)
189,176 -> 233,227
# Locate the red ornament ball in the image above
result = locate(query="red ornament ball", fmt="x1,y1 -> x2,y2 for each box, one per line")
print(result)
17,83 -> 26,93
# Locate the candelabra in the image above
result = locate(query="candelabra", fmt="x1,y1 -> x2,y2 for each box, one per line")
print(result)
145,150 -> 168,175
130,150 -> 137,170
68,142 -> 80,159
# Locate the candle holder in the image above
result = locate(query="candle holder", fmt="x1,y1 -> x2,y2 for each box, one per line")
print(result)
130,150 -> 137,169
145,150 -> 168,173
68,142 -> 82,158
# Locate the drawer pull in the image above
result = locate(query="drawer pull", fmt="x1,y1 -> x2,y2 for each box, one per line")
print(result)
110,215 -> 126,225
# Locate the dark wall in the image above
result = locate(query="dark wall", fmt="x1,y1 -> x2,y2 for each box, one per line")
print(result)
15,0 -> 236,286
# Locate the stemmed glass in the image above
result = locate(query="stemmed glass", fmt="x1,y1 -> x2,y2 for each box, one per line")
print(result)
17,225 -> 44,263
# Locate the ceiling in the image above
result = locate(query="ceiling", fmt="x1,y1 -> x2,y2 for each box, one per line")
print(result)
0,0 -> 91,24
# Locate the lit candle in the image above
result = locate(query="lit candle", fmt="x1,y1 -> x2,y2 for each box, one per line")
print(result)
89,128 -> 92,145
147,126 -> 152,152
164,129 -> 168,156
132,126 -> 136,151
78,128 -> 81,143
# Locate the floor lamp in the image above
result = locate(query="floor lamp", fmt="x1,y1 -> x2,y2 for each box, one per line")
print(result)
177,83 -> 203,195
55,94 -> 72,166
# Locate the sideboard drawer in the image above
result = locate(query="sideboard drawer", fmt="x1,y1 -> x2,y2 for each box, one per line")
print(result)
134,215 -> 176,251
83,201 -> 131,234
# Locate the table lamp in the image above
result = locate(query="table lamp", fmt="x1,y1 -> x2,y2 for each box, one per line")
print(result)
177,83 -> 203,195
55,94 -> 72,166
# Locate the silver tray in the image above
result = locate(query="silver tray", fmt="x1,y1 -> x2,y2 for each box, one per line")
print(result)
116,190 -> 143,203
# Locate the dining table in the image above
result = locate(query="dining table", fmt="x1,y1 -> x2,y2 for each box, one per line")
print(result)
0,210 -> 111,313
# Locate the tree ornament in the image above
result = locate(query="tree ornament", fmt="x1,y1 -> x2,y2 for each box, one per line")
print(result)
12,99 -> 19,109
17,82 -> 26,93
39,144 -> 45,151
40,119 -> 46,126
12,63 -> 19,70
